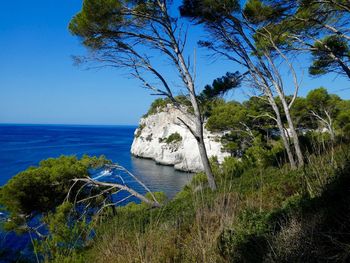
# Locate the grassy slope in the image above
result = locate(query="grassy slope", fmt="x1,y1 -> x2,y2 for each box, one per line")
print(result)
55,144 -> 350,263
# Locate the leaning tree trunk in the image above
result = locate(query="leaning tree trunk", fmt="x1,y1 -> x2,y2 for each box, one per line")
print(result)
177,106 -> 217,190
268,96 -> 297,170
189,84 -> 217,191
277,90 -> 305,167
194,116 -> 217,190
172,34 -> 217,191
232,30 -> 298,169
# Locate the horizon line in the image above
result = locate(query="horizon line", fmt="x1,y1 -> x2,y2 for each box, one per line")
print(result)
0,122 -> 138,127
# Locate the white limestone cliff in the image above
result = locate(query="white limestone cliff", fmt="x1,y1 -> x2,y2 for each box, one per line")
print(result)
131,105 -> 230,172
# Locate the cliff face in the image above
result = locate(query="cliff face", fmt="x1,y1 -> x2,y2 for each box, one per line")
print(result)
131,105 -> 229,172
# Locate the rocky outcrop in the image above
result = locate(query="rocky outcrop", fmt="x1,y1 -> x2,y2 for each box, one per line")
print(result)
131,105 -> 230,172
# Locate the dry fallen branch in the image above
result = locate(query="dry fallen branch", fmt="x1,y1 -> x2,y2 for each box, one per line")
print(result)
106,164 -> 159,204
71,176 -> 161,208
67,164 -> 162,214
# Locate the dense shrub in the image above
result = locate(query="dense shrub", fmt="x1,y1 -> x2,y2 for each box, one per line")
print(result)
144,98 -> 171,117
218,209 -> 271,262
143,96 -> 193,117
135,123 -> 145,138
221,157 -> 246,178
165,132 -> 182,144
0,155 -> 110,231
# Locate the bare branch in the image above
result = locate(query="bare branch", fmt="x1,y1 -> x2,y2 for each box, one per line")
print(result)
71,177 -> 161,208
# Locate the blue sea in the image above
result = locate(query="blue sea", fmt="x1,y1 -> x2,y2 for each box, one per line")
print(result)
0,124 -> 193,262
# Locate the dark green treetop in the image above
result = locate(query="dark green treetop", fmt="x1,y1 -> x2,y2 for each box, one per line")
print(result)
0,155 -> 110,231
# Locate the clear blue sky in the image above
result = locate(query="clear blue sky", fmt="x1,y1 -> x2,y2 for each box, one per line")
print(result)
0,0 -> 349,125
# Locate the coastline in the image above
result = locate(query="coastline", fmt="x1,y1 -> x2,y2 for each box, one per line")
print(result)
130,105 -> 229,172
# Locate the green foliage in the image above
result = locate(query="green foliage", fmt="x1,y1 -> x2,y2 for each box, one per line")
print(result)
202,87 -> 350,162
221,135 -> 240,156
206,101 -> 248,132
221,131 -> 254,157
135,123 -> 145,138
144,192 -> 167,206
245,139 -> 274,168
309,35 -> 350,76
180,0 -> 240,22
303,130 -> 333,147
189,172 -> 208,187
164,132 -> 182,144
221,157 -> 246,178
306,87 -> 333,110
198,72 -> 242,102
80,154 -> 112,168
0,155 -> 110,232
216,145 -> 350,262
144,98 -> 171,117
143,96 -> 192,118
50,143 -> 350,262
218,209 -> 271,262
290,97 -> 309,128
243,0 -> 282,24
336,102 -> 350,137
244,0 -> 350,78
305,87 -> 343,135
69,0 -> 124,49
35,202 -> 91,260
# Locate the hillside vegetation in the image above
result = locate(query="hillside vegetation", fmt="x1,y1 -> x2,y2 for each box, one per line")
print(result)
53,143 -> 350,263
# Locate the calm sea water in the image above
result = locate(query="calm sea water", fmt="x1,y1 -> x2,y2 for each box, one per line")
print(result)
0,124 -> 193,195
0,124 -> 193,262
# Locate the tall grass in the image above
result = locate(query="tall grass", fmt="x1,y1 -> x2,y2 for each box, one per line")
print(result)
51,143 -> 350,262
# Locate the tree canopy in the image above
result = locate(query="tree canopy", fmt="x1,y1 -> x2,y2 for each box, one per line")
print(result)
243,0 -> 350,78
0,155 -> 110,231
204,87 -> 350,158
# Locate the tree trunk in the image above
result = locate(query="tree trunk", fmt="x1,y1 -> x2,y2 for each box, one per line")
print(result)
188,91 -> 217,190
329,127 -> 336,141
277,118 -> 297,170
268,96 -> 297,170
277,92 -> 305,167
284,109 -> 304,167
195,118 -> 217,190
231,30 -> 299,169
173,38 -> 217,191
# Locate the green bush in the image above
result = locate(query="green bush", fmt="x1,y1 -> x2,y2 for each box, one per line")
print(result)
35,202 -> 91,261
143,96 -> 193,117
222,157 -> 246,178
218,209 -> 271,262
135,123 -> 145,138
0,155 -> 110,233
206,101 -> 247,132
165,132 -> 182,144
143,98 -> 170,117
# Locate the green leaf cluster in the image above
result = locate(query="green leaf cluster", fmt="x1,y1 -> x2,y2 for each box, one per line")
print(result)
309,35 -> 350,76
164,132 -> 183,144
202,87 -> 350,161
35,202 -> 91,260
0,155 -> 110,232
